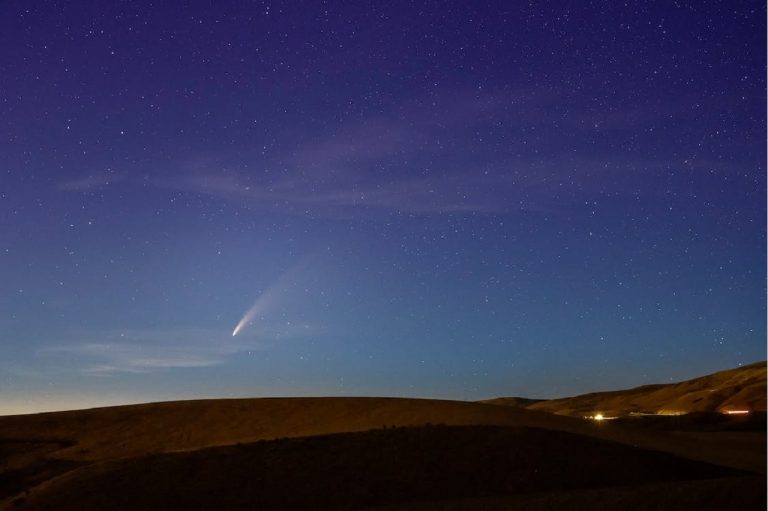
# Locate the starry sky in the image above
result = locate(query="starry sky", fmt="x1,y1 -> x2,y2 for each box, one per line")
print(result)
1,1 -> 765,415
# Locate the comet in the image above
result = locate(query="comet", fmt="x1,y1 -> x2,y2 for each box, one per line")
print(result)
231,315 -> 253,337
231,260 -> 310,337
231,285 -> 278,336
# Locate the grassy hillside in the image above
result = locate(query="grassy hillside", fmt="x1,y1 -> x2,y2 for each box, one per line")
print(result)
487,362 -> 766,417
0,397 -> 581,462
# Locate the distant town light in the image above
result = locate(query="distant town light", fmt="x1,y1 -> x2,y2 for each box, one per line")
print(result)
586,412 -> 619,421
724,410 -> 750,415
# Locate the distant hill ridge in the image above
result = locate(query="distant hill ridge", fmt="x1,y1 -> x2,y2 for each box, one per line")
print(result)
484,361 -> 766,417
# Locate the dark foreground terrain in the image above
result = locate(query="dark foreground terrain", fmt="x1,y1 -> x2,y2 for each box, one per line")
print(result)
3,425 -> 762,511
0,395 -> 764,511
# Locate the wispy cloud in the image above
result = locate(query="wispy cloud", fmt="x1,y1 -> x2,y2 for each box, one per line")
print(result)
149,91 -> 535,215
58,89 -> 726,215
40,323 -> 316,375
167,170 -> 514,214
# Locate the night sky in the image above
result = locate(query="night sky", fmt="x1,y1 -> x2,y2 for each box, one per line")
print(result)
1,1 -> 765,415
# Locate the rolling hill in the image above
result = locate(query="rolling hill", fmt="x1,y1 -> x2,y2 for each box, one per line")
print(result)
485,362 -> 766,418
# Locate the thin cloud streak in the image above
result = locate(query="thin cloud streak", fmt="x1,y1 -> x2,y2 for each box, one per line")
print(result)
142,91 -> 538,215
40,323 -> 317,375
